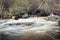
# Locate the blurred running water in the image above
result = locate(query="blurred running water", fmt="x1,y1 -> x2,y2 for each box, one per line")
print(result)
0,17 -> 60,40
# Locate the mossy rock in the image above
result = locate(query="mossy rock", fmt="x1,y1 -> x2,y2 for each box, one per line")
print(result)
58,19 -> 60,26
43,17 -> 49,21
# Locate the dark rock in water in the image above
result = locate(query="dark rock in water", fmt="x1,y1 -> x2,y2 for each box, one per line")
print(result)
6,23 -> 21,26
12,12 -> 24,20
12,12 -> 29,20
28,9 -> 50,17
5,22 -> 34,26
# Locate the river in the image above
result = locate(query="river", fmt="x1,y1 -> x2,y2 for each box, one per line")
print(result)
0,17 -> 60,40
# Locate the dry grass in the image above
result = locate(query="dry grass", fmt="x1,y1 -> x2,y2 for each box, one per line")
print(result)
0,0 -> 60,19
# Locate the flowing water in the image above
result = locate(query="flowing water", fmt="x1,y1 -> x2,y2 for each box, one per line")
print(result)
0,17 -> 60,40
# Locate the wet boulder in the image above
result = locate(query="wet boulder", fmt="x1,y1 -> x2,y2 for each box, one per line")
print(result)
12,12 -> 24,20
